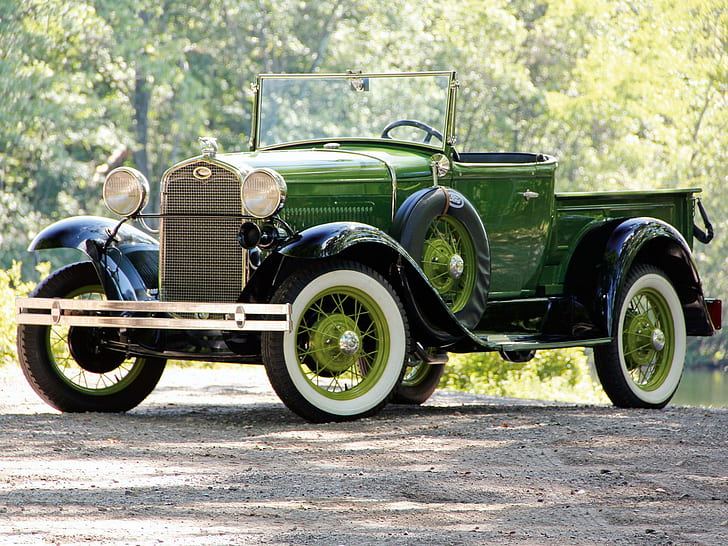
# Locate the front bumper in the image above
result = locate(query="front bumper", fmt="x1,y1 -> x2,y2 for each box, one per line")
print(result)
16,298 -> 291,332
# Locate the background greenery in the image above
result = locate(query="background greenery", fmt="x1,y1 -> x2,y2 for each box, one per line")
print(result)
1,0 -> 726,380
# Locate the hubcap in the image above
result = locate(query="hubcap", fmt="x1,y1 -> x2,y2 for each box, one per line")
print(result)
68,326 -> 125,373
449,254 -> 464,279
308,314 -> 361,375
339,330 -> 360,355
651,328 -> 666,351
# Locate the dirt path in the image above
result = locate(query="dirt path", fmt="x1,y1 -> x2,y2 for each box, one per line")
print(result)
1,363 -> 727,545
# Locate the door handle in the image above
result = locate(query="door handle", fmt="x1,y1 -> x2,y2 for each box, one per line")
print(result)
519,190 -> 540,201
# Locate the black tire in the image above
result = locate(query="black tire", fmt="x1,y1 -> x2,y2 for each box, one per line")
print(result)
262,260 -> 409,422
16,262 -> 166,412
594,265 -> 686,409
392,359 -> 446,405
391,187 -> 490,329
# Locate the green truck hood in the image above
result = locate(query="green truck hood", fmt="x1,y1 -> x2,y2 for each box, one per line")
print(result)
215,147 -> 433,185
213,146 -> 434,231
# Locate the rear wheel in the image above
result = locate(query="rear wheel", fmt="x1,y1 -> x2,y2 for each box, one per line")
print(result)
594,265 -> 685,408
16,262 -> 166,412
392,356 -> 446,405
262,260 -> 408,422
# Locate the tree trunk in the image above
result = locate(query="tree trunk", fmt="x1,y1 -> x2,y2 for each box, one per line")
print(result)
132,68 -> 151,179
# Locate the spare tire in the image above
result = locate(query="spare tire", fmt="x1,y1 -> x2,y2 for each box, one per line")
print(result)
391,186 -> 490,329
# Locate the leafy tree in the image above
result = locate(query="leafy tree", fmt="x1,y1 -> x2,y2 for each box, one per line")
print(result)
523,0 -> 727,365
0,1 -> 116,275
1,0 -> 725,370
0,262 -> 39,367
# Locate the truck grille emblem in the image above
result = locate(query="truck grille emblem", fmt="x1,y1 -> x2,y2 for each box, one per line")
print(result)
193,166 -> 212,181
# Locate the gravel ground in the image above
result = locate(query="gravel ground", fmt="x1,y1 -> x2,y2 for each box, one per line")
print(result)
1,363 -> 727,545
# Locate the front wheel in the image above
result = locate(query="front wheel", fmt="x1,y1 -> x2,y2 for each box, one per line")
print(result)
16,262 -> 166,412
594,265 -> 686,408
262,260 -> 409,422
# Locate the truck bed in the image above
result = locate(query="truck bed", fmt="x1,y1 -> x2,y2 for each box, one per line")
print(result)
538,188 -> 700,295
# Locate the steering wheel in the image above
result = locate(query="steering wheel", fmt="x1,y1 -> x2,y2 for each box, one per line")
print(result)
380,119 -> 443,144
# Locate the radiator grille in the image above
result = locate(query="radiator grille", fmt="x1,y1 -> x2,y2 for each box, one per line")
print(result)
160,160 -> 245,303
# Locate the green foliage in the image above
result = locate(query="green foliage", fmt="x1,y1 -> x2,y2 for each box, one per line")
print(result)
0,263 -> 39,367
1,0 -> 725,367
440,348 -> 608,404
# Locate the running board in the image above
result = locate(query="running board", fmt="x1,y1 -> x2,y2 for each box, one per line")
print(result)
476,334 -> 612,351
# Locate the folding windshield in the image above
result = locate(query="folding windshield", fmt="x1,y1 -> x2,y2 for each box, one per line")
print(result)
253,72 -> 455,150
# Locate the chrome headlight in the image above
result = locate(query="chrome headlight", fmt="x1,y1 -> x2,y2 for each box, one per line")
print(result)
241,168 -> 287,218
103,167 -> 149,216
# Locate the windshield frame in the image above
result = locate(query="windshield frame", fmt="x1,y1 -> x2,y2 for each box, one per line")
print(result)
250,71 -> 458,152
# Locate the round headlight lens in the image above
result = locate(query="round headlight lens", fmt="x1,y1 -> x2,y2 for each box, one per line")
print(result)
242,169 -> 287,218
103,167 -> 149,216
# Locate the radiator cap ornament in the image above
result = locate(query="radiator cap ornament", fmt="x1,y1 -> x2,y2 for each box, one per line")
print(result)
198,136 -> 218,158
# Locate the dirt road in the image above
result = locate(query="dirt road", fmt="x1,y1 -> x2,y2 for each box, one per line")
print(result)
1,363 -> 726,545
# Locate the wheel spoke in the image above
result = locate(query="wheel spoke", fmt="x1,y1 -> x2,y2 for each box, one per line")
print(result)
359,321 -> 378,340
632,361 -> 657,385
309,301 -> 328,316
299,323 -> 337,339
623,341 -> 654,357
333,293 -> 351,316
626,330 -> 655,339
351,299 -> 365,324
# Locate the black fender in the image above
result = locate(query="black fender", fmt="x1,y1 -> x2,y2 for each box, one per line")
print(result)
28,215 -> 159,301
390,186 -> 490,329
242,221 -> 473,348
594,217 -> 713,336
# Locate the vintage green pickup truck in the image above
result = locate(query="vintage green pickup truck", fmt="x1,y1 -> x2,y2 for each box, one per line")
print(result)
16,71 -> 720,422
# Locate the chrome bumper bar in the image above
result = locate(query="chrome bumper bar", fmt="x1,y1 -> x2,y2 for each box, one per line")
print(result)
16,298 -> 291,332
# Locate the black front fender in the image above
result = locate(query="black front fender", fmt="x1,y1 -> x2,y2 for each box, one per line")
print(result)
599,217 -> 713,336
29,216 -> 159,301
276,221 -> 401,259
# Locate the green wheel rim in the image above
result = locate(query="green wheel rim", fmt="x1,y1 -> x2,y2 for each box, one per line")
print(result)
422,215 -> 476,312
401,362 -> 432,387
45,284 -> 146,396
295,286 -> 391,400
622,287 -> 675,392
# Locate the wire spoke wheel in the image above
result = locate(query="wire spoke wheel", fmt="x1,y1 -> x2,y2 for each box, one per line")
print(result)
594,265 -> 685,409
622,289 -> 675,390
17,262 -> 166,412
47,288 -> 145,396
422,215 -> 476,312
262,261 -> 408,422
391,187 -> 489,329
296,287 -> 389,399
401,361 -> 432,387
